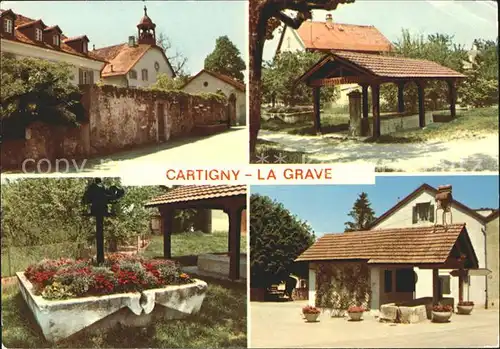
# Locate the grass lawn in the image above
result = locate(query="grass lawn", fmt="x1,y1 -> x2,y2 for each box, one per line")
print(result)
261,114 -> 349,136
140,231 -> 247,260
371,105 -> 499,143
1,279 -> 246,348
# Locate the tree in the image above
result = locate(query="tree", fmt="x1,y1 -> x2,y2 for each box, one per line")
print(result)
380,30 -> 467,112
1,53 -> 84,138
155,32 -> 188,76
250,193 -> 315,288
344,192 -> 376,232
249,0 -> 354,156
459,39 -> 499,108
262,51 -> 338,106
204,36 -> 246,82
149,73 -> 189,91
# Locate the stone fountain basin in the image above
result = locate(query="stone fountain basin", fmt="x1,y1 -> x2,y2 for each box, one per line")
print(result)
16,272 -> 208,342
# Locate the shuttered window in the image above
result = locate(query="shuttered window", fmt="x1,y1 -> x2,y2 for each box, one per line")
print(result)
35,28 -> 43,41
412,202 -> 435,223
79,69 -> 94,85
4,18 -> 13,33
141,69 -> 148,81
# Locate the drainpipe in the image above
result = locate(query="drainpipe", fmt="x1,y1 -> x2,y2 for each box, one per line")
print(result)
482,226 -> 488,309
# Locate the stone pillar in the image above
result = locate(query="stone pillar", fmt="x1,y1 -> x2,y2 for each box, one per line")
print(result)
308,266 -> 316,306
348,90 -> 362,137
370,267 -> 380,314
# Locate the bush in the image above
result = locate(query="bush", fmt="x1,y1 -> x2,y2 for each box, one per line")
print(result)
24,255 -> 193,300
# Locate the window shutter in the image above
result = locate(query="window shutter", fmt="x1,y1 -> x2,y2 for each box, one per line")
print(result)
412,206 -> 417,224
78,69 -> 83,85
429,204 -> 435,222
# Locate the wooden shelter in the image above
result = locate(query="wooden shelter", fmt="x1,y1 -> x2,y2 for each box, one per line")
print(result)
296,223 -> 479,305
296,51 -> 466,137
145,185 -> 247,280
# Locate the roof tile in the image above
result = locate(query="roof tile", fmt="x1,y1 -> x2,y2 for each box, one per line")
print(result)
145,185 -> 247,206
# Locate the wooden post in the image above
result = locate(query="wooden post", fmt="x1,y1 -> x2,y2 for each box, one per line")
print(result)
226,206 -> 242,280
447,80 -> 457,119
95,214 -> 105,264
458,271 -> 464,303
397,81 -> 405,113
371,83 -> 381,138
432,269 -> 440,305
312,87 -> 321,135
361,84 -> 369,119
162,209 -> 173,259
417,81 -> 426,128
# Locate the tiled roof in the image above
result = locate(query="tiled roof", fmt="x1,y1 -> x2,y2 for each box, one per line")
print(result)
93,43 -> 175,78
0,9 -> 105,62
184,69 -> 246,92
333,51 -> 466,78
296,21 -> 392,53
296,224 -> 468,264
145,185 -> 247,206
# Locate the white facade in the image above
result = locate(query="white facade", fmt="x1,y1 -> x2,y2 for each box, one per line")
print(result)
371,189 -> 487,308
123,47 -> 174,88
0,38 -> 104,85
182,71 -> 246,126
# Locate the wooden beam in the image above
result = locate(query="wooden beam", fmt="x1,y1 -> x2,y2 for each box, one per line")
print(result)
397,81 -> 405,113
361,84 -> 369,119
313,86 -> 322,135
417,81 -> 426,128
226,206 -> 243,280
310,76 -> 365,87
447,80 -> 457,119
371,83 -> 381,138
432,269 -> 440,305
161,208 -> 173,259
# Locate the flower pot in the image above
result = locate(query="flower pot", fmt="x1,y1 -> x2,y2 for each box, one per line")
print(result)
304,313 -> 320,322
457,305 -> 474,315
347,311 -> 363,321
432,311 -> 452,323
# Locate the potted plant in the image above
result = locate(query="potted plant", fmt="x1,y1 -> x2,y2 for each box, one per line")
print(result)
302,305 -> 321,322
431,304 -> 453,323
457,301 -> 474,315
347,305 -> 365,321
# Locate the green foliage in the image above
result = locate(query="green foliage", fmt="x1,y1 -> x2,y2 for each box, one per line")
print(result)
204,35 -> 246,82
0,53 -> 84,137
149,73 -> 189,91
250,193 -> 315,288
459,39 -> 499,107
344,192 -> 376,232
41,282 -> 75,300
262,51 -> 338,106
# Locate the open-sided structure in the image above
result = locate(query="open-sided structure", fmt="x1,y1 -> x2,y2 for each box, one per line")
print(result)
296,51 -> 466,136
296,223 -> 479,311
145,185 -> 247,280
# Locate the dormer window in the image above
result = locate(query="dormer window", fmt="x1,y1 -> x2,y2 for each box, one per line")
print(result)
82,42 -> 88,54
52,34 -> 60,46
4,18 -> 13,33
35,28 -> 43,41
412,202 -> 435,223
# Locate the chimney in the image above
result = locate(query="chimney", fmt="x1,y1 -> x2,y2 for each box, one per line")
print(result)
325,13 -> 333,24
435,185 -> 452,211
128,35 -> 136,47
92,44 -> 95,51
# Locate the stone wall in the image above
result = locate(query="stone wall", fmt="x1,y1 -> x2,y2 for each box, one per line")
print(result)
364,112 -> 434,136
1,86 -> 229,170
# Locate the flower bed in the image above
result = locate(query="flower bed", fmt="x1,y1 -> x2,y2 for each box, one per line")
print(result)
24,254 -> 193,300
17,254 -> 208,342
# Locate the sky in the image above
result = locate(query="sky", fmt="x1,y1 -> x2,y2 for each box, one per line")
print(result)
251,175 -> 499,236
1,0 -> 247,78
263,0 -> 498,61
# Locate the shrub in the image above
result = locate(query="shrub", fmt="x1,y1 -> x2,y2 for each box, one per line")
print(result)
432,304 -> 453,312
347,305 -> 365,313
41,282 -> 75,300
302,306 -> 320,314
458,301 -> 474,306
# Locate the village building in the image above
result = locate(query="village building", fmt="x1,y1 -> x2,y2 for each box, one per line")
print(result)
0,9 -> 106,85
182,69 -> 246,126
298,184 -> 499,314
92,6 -> 175,88
275,13 -> 393,105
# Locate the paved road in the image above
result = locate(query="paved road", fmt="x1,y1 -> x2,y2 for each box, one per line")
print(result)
250,301 -> 499,348
258,131 -> 499,171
